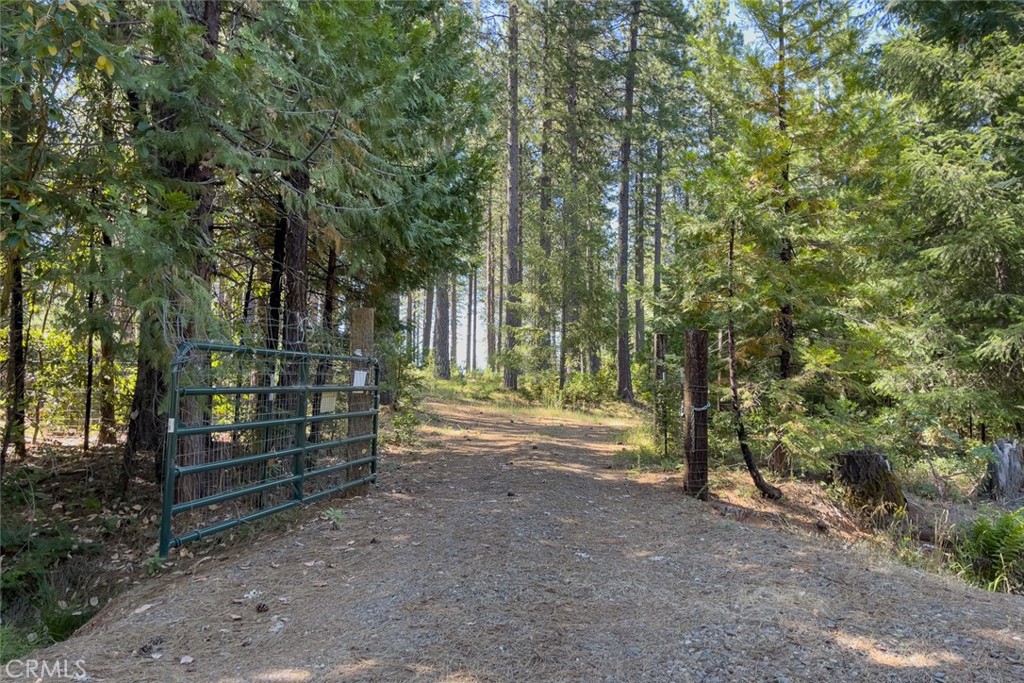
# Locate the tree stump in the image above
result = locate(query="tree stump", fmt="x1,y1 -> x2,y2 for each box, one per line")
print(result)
978,439 -> 1024,499
834,448 -> 906,522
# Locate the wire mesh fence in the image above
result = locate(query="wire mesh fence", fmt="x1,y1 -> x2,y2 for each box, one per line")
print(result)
160,342 -> 379,555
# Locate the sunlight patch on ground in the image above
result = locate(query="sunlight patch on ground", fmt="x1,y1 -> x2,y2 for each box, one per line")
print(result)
326,660 -> 379,678
251,668 -> 314,682
974,627 -> 1024,647
834,633 -> 962,668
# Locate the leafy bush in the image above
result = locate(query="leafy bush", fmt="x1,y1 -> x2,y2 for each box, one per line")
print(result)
953,509 -> 1024,593
386,409 -> 421,446
561,368 -> 615,410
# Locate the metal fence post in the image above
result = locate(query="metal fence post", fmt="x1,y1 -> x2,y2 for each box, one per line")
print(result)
159,356 -> 184,557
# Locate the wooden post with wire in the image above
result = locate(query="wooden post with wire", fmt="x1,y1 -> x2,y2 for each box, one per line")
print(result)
348,308 -> 375,491
683,328 -> 709,499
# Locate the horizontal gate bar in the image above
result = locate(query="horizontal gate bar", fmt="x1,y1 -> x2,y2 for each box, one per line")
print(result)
167,499 -> 301,549
301,474 -> 377,504
167,474 -> 377,549
174,409 -> 378,436
172,475 -> 296,515
303,455 -> 376,480
179,384 -> 378,397
174,341 -> 377,364
174,433 -> 377,477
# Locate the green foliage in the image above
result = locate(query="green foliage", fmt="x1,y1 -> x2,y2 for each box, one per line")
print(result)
387,409 -> 422,447
953,509 -> 1024,593
0,522 -> 96,595
878,0 -> 1024,439
0,624 -> 36,664
323,508 -> 346,531
612,423 -> 679,472
562,368 -> 616,411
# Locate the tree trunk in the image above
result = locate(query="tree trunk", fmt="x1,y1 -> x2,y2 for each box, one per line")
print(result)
634,167 -> 645,357
654,332 -> 668,456
727,222 -> 782,500
653,139 -> 663,297
467,270 -> 476,372
124,317 -> 166,486
497,214 -> 505,362
537,4 -> 553,361
421,285 -> 434,365
3,249 -> 28,469
450,276 -> 458,373
560,26 -> 581,391
434,276 -> 451,379
772,19 -> 795,476
84,285 -> 96,453
683,329 -> 709,499
486,187 -> 495,370
504,0 -> 521,390
406,292 -> 414,358
615,0 -> 641,402
310,245 -> 338,444
282,170 -> 310,358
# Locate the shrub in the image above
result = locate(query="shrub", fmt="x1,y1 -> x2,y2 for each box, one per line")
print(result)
953,509 -> 1024,593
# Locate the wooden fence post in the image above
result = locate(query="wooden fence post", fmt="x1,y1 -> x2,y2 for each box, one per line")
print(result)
348,308 -> 375,490
683,329 -> 709,499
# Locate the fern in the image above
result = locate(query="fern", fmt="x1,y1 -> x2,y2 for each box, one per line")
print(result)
954,509 -> 1024,593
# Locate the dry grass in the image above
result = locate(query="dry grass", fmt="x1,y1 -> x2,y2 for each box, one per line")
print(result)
31,397 -> 1024,682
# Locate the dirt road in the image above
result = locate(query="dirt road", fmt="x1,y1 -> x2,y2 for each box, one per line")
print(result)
34,399 -> 1024,682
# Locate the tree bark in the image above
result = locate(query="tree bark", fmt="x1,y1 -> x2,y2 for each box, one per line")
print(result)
434,276 -> 451,379
467,270 -> 476,372
615,0 -> 641,402
450,276 -> 458,373
97,229 -> 117,445
504,0 -> 521,390
683,329 -> 710,499
497,214 -> 505,362
282,170 -> 310,358
537,0 -> 553,360
772,17 -> 795,475
654,332 -> 668,456
653,139 -> 663,296
634,167 -> 645,357
124,317 -> 166,485
406,292 -> 414,358
560,23 -> 581,391
421,285 -> 434,365
310,245 -> 338,445
727,222 -> 782,500
3,249 -> 27,469
486,187 -> 495,369
84,285 -> 96,453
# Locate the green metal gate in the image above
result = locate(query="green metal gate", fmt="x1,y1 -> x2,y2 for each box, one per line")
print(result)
159,342 -> 379,556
